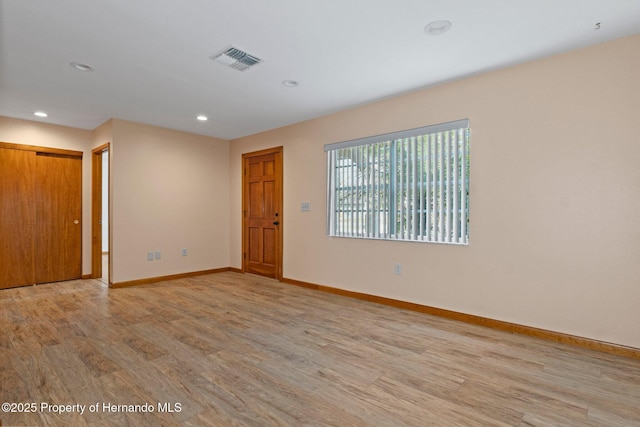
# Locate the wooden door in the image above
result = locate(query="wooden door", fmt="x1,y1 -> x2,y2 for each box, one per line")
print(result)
34,153 -> 82,284
0,143 -> 82,289
0,148 -> 36,289
242,147 -> 283,279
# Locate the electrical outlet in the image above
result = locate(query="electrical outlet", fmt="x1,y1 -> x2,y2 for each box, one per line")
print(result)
394,264 -> 402,275
147,251 -> 154,261
181,248 -> 188,257
155,250 -> 161,260
301,201 -> 311,212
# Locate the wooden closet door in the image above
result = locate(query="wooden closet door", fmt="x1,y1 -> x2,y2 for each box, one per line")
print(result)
34,153 -> 82,284
0,148 -> 36,288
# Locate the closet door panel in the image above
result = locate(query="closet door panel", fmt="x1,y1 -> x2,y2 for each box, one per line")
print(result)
34,154 -> 82,284
0,148 -> 36,288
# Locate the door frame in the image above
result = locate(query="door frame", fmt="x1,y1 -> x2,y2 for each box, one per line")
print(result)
91,143 -> 110,282
242,146 -> 283,280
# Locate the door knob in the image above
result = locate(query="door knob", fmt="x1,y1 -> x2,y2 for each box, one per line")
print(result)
273,221 -> 280,225
74,219 -> 80,224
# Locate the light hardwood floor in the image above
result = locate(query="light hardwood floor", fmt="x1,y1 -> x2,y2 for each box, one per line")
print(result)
98,253 -> 109,285
1,272 -> 639,426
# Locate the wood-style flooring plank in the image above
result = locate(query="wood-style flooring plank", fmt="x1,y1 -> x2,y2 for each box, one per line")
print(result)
1,274 -> 640,426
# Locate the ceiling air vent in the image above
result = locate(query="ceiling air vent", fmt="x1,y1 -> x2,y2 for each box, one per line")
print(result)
211,47 -> 263,71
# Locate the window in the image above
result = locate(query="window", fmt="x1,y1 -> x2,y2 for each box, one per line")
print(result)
325,119 -> 469,244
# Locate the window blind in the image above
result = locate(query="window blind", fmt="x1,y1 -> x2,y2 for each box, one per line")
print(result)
326,119 -> 469,244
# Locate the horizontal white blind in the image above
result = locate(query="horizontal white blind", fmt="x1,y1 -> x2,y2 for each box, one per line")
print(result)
327,120 -> 469,244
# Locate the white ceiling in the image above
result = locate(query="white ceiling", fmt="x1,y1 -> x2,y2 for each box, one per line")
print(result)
1,1 -> 639,140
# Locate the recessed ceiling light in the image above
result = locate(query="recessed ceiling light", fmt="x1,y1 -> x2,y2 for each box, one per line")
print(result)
196,115 -> 208,121
34,111 -> 48,118
70,62 -> 94,72
424,20 -> 452,36
282,80 -> 299,87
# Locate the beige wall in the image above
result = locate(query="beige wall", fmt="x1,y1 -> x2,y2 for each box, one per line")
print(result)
230,34 -> 640,349
0,117 -> 94,273
0,117 -> 230,284
1,34 -> 638,349
110,119 -> 229,283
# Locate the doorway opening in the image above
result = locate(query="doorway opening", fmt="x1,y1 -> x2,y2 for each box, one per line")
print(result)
92,143 -> 110,284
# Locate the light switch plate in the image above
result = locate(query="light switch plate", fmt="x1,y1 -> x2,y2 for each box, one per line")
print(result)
301,202 -> 311,212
